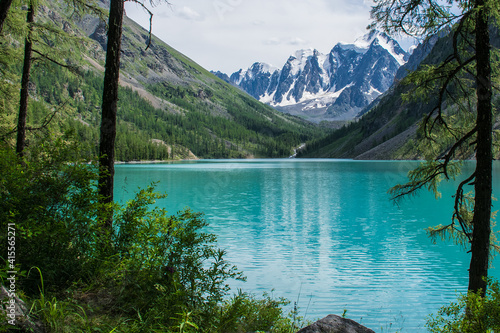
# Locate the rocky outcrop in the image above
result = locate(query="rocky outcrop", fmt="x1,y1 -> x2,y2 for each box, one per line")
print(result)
0,285 -> 45,332
297,314 -> 375,333
89,20 -> 108,51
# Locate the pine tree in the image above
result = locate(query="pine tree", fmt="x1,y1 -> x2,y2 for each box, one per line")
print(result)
370,0 -> 498,295
98,0 -> 124,228
0,0 -> 14,33
16,0 -> 34,157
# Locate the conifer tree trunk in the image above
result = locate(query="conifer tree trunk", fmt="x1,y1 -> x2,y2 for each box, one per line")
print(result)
98,0 -> 124,229
16,1 -> 34,157
468,0 -> 492,296
0,0 -> 13,33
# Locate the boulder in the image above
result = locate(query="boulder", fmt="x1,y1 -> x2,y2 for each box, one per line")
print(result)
297,314 -> 375,333
0,285 -> 45,332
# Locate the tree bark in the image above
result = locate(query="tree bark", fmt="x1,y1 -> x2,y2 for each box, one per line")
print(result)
0,0 -> 13,34
98,0 -> 124,229
468,0 -> 492,296
16,2 -> 34,157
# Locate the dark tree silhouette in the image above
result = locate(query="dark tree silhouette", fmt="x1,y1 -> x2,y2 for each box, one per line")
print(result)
371,0 -> 496,296
16,0 -> 34,157
0,0 -> 13,33
98,0 -> 125,228
97,0 -> 166,229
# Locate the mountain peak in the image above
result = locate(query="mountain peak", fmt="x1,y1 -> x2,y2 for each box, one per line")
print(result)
338,30 -> 382,51
292,48 -> 319,60
354,30 -> 388,48
224,31 -> 409,122
249,62 -> 278,73
336,30 -> 407,65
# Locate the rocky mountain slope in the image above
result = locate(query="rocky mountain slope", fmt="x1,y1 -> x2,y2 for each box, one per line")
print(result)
14,0 -> 322,160
297,27 -> 500,160
215,31 -> 409,122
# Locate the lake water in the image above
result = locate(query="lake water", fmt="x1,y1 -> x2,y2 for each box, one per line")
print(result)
114,159 -> 500,332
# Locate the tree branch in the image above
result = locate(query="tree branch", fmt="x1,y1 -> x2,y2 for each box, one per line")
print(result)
443,126 -> 477,171
0,99 -> 70,141
453,172 -> 476,244
69,0 -> 107,22
389,162 -> 447,202
421,55 -> 476,139
125,0 -> 154,50
31,49 -> 81,74
453,11 -> 473,67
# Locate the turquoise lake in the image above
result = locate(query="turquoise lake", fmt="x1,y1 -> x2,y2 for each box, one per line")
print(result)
114,159 -> 500,332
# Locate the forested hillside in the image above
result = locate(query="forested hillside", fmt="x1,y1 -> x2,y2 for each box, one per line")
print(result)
0,1 -> 311,331
298,27 -> 500,160
0,0 -> 322,161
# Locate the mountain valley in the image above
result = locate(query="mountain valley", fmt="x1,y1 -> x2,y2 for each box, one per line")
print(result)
1,0 -> 323,161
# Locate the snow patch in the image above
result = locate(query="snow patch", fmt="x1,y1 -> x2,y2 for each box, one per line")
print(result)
375,37 -> 407,66
257,62 -> 279,74
339,30 -> 408,66
268,85 -> 351,109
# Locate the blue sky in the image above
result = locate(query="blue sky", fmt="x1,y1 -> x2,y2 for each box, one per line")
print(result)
125,0 -> 416,74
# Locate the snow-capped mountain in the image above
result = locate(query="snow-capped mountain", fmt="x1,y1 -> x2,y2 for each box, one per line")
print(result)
220,30 -> 410,122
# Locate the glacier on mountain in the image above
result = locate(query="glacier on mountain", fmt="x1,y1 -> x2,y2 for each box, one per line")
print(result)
221,30 -> 410,122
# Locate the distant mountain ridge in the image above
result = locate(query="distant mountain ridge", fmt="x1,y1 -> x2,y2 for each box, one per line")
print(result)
296,26 -> 500,160
214,31 -> 410,122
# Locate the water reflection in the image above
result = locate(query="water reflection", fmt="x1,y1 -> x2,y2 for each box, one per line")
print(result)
114,160 -> 499,332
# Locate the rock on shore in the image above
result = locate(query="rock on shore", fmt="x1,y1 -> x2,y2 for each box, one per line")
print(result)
297,314 -> 375,333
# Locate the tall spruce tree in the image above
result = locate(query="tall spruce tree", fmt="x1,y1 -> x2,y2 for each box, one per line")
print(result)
0,0 -> 14,34
370,0 -> 498,295
98,0 -> 166,228
16,0 -> 34,157
12,0 -> 103,157
98,0 -> 124,228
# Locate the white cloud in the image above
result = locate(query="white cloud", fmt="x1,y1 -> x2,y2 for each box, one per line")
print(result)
264,38 -> 281,45
175,6 -> 204,21
124,0 -> 411,74
288,38 -> 307,46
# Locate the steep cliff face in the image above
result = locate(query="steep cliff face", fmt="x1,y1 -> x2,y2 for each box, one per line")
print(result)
223,31 -> 409,122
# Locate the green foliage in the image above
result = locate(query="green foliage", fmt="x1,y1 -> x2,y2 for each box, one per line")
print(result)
390,160 -> 462,201
0,133 -> 104,294
426,190 -> 474,247
0,136 -> 300,332
28,267 -> 92,333
212,290 -> 299,333
427,279 -> 500,333
170,310 -> 199,333
108,186 -> 245,318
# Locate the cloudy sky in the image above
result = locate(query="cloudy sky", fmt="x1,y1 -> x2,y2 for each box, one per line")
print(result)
124,0 -> 415,74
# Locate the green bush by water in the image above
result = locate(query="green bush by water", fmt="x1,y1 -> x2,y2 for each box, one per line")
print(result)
427,279 -> 500,333
0,136 -> 303,332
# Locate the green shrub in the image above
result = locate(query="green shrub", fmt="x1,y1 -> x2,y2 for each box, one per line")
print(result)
0,133 -> 104,294
0,136 -> 300,332
427,279 -> 500,333
105,186 -> 245,323
212,290 -> 300,333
